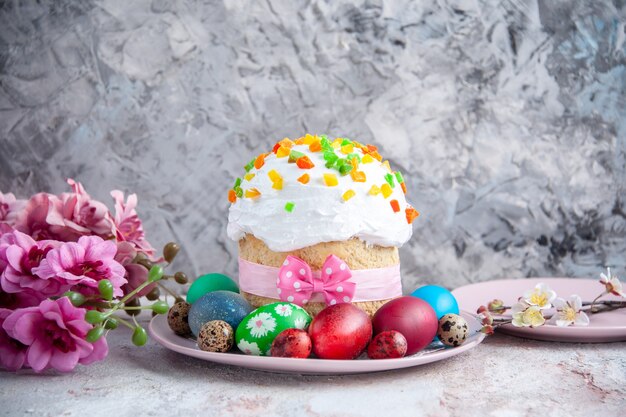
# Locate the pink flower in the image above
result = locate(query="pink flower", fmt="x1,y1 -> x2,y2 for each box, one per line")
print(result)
0,231 -> 64,300
14,193 -> 58,241
110,190 -> 155,257
114,241 -> 155,298
33,236 -> 127,298
45,179 -> 115,241
0,192 -> 25,226
2,297 -> 108,372
0,288 -> 41,310
0,308 -> 28,371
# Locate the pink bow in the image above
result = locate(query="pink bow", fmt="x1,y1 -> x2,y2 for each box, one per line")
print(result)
277,255 -> 356,306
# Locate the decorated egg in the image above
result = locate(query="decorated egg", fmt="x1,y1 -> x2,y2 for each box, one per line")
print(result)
270,328 -> 312,358
235,302 -> 311,356
437,314 -> 469,347
367,330 -> 408,359
188,291 -> 252,336
372,296 -> 438,355
167,301 -> 192,336
186,273 -> 239,304
197,320 -> 234,353
410,285 -> 459,319
308,303 -> 372,360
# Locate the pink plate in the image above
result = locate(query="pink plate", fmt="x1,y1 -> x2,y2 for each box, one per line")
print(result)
452,278 -> 626,343
149,311 -> 485,375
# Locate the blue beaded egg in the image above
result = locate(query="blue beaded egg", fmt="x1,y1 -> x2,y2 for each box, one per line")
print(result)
188,291 -> 253,336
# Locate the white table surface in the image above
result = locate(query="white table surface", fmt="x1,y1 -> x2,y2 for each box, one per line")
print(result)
1,317 -> 625,417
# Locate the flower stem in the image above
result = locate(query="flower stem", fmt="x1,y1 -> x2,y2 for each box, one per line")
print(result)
589,291 -> 608,313
157,282 -> 182,301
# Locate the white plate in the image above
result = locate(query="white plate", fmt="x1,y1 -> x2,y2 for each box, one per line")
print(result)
452,278 -> 626,343
149,311 -> 485,375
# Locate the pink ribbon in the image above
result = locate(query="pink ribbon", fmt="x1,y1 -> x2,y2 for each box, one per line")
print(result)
277,255 -> 356,306
238,257 -> 402,306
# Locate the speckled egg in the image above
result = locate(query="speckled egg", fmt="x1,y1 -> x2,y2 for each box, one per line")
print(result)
167,301 -> 192,336
188,291 -> 253,336
235,302 -> 312,356
437,314 -> 469,347
197,320 -> 234,353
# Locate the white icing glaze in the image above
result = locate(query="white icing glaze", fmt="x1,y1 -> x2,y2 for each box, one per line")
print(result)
227,139 -> 415,252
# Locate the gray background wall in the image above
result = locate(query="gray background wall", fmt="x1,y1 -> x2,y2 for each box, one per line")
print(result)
1,0 -> 624,292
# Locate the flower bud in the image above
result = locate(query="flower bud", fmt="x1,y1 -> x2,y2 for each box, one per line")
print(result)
132,326 -> 148,346
64,291 -> 86,307
480,313 -> 494,326
163,242 -> 180,263
480,325 -> 495,335
86,326 -> 105,342
174,272 -> 188,284
151,300 -> 169,315
98,279 -> 114,301
477,305 -> 488,315
148,265 -> 164,283
85,310 -> 105,324
488,299 -> 506,315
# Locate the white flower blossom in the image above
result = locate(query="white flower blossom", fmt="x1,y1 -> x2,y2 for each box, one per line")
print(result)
246,312 -> 276,338
274,304 -> 293,317
600,268 -> 624,297
522,283 -> 557,310
293,317 -> 307,330
511,302 -> 546,328
237,339 -> 261,356
549,295 -> 589,327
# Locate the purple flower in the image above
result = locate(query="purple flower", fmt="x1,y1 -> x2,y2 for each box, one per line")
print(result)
2,297 -> 108,372
0,308 -> 28,371
110,190 -> 155,258
0,192 -> 25,227
114,241 -> 155,298
0,231 -> 63,300
33,236 -> 127,298
45,179 -> 115,241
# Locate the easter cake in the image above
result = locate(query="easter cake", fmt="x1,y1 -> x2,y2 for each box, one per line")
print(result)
227,134 -> 419,317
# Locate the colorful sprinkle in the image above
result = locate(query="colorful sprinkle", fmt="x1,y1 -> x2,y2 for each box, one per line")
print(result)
362,154 -> 374,164
276,146 -> 290,158
342,190 -> 356,201
234,187 -> 243,198
234,178 -> 242,188
272,179 -> 283,190
254,153 -> 266,169
309,140 -> 322,152
384,173 -> 396,188
302,134 -> 317,144
406,207 -> 420,224
350,170 -> 366,182
244,173 -> 255,181
278,138 -> 294,149
268,170 -> 282,183
285,202 -> 295,212
390,200 -> 400,213
268,170 -> 284,190
331,138 -> 342,149
381,183 -> 393,198
244,158 -> 255,172
368,185 -> 381,196
401,182 -> 407,194
341,138 -> 353,146
340,143 -> 354,154
381,160 -> 391,172
228,189 -> 237,203
394,171 -> 404,184
288,150 -> 305,163
370,151 -> 383,161
339,164 -> 353,176
323,173 -> 338,187
245,188 -> 261,199
296,155 -> 315,169
297,173 -> 310,184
